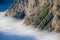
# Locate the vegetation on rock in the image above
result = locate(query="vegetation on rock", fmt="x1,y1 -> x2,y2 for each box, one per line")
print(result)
38,13 -> 53,30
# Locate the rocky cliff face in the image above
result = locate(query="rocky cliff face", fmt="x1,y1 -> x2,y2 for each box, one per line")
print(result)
5,0 -> 60,32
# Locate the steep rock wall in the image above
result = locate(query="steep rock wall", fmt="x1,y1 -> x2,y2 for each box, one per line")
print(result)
5,0 -> 60,32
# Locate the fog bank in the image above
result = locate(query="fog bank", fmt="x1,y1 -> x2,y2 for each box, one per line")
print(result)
0,12 -> 60,40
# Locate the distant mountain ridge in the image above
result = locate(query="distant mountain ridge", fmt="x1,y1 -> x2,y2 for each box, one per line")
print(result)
5,0 -> 60,32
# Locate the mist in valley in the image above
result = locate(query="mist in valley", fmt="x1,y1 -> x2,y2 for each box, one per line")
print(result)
0,11 -> 60,40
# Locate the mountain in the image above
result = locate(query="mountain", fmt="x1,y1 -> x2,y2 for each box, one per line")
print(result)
5,0 -> 60,32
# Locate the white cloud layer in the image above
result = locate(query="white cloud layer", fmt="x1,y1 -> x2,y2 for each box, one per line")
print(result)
0,11 -> 60,40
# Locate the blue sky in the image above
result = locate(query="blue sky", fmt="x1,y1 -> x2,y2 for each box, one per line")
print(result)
0,0 -> 14,12
0,32 -> 36,40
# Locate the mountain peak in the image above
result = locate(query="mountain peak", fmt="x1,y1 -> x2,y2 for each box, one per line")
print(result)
5,0 -> 60,32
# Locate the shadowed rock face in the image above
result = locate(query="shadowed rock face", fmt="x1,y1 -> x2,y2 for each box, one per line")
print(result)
14,11 -> 26,19
58,16 -> 60,19
5,0 -> 60,32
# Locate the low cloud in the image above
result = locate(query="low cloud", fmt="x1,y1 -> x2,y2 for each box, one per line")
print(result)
0,12 -> 60,40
